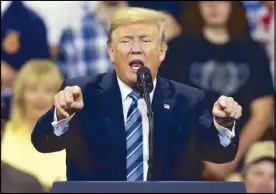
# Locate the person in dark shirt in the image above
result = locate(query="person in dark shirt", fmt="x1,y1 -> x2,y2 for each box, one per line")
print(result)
1,100 -> 44,193
1,1 -> 50,117
159,1 -> 274,181
1,1 -> 50,71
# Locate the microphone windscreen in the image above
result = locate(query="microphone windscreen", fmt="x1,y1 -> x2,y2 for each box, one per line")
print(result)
137,66 -> 151,77
137,66 -> 153,94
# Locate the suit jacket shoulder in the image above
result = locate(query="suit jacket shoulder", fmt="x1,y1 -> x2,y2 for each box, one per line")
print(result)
62,75 -> 102,89
61,73 -> 108,92
162,77 -> 204,107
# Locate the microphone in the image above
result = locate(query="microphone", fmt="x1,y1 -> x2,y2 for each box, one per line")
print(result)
137,66 -> 154,181
137,66 -> 153,94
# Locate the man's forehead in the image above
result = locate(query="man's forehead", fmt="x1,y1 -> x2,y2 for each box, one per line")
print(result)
115,22 -> 158,36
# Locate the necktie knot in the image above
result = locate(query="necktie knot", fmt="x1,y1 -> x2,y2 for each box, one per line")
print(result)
128,91 -> 142,102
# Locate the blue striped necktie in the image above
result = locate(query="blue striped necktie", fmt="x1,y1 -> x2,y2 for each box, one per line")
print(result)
126,90 -> 143,181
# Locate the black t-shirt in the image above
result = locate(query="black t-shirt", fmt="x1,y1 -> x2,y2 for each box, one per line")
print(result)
159,34 -> 274,135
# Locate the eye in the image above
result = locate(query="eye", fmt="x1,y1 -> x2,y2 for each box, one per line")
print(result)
142,39 -> 151,43
252,170 -> 263,176
121,39 -> 131,43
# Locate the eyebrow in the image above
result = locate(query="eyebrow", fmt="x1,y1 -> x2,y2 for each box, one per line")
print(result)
120,35 -> 134,39
121,34 -> 150,39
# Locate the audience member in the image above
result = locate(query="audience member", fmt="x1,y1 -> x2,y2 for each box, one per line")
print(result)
1,60 -> 66,192
1,1 -> 50,90
159,1 -> 274,180
1,1 -> 50,117
57,1 -> 127,79
1,98 -> 44,193
227,141 -> 274,193
22,1 -> 100,60
252,1 -> 274,87
241,141 -> 274,193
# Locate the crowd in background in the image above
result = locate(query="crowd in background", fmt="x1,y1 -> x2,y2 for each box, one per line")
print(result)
1,1 -> 274,193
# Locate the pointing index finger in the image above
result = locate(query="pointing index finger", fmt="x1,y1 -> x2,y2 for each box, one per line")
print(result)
72,86 -> 82,102
219,97 -> 227,109
72,86 -> 81,95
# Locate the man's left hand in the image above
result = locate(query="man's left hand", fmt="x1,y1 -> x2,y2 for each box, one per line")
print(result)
213,96 -> 242,128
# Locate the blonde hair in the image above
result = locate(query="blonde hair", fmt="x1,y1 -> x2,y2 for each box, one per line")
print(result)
107,7 -> 168,51
9,59 -> 63,131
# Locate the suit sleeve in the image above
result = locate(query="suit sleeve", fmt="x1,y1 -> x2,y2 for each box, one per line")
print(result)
31,79 -> 79,153
195,90 -> 239,163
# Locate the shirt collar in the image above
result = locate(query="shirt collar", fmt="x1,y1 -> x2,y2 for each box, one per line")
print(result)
117,76 -> 157,101
1,1 -> 12,17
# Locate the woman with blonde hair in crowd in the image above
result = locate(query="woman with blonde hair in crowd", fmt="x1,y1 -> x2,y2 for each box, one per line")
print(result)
1,59 -> 66,192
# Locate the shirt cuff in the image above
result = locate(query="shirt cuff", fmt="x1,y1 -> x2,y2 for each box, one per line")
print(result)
51,108 -> 75,136
213,118 -> 236,138
214,118 -> 236,147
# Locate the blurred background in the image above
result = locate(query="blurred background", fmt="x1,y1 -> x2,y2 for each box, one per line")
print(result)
1,1 -> 274,193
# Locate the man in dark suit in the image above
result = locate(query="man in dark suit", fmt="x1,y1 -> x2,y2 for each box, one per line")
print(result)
31,7 -> 242,181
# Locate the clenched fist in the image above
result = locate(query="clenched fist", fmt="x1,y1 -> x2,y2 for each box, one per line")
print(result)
54,86 -> 84,121
213,96 -> 242,128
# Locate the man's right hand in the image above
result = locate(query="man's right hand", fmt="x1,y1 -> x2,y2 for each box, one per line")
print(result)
54,86 -> 84,121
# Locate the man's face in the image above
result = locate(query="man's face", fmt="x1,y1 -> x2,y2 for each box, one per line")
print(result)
108,22 -> 166,88
243,160 -> 274,193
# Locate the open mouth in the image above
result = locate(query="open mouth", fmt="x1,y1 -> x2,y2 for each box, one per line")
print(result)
129,60 -> 144,71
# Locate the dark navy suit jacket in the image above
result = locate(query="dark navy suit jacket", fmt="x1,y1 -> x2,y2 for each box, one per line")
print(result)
31,71 -> 239,181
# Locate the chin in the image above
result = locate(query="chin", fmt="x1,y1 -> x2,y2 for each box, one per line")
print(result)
127,76 -> 138,89
127,72 -> 137,82
207,20 -> 226,27
129,79 -> 138,88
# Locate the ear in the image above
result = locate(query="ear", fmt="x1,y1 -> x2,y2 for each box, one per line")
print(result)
107,44 -> 115,63
159,44 -> 167,63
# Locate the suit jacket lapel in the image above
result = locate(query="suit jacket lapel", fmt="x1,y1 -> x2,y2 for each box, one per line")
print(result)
152,77 -> 176,179
96,71 -> 127,179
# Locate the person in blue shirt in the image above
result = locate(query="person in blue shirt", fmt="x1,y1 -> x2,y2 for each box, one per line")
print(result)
57,1 -> 127,79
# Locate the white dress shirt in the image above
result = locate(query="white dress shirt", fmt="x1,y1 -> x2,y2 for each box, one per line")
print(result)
1,1 -> 12,17
51,77 -> 235,181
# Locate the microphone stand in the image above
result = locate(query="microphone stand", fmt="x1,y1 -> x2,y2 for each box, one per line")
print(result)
141,81 -> 154,181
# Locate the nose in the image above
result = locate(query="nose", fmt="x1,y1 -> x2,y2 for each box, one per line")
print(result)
131,39 -> 142,54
